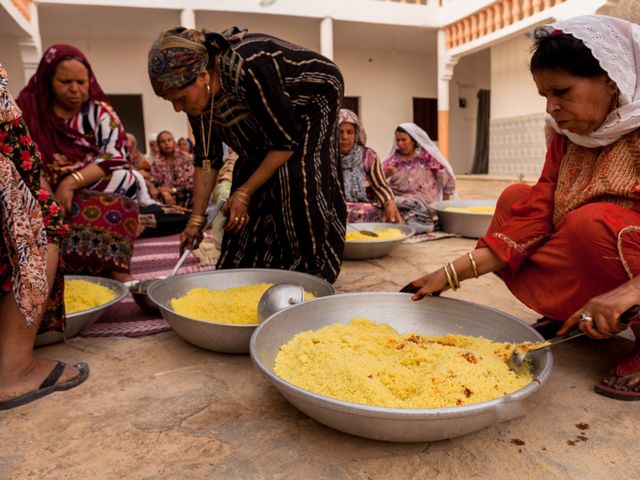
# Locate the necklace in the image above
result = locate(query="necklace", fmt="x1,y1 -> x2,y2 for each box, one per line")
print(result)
199,87 -> 215,173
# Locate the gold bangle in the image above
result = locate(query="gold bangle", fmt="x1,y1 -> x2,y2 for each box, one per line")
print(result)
448,262 -> 461,290
443,265 -> 456,291
187,220 -> 206,228
467,252 -> 479,278
189,214 -> 207,222
71,171 -> 85,188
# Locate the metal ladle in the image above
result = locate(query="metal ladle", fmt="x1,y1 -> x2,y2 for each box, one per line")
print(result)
127,199 -> 226,313
508,304 -> 640,372
257,283 -> 305,323
347,223 -> 378,238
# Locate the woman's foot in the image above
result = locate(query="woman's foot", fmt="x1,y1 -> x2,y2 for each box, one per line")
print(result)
0,357 -> 86,406
594,347 -> 640,400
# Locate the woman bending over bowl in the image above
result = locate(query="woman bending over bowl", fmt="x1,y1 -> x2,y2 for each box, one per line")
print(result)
338,109 -> 402,224
17,45 -> 139,282
148,27 -> 346,283
404,15 -> 640,401
382,123 -> 456,233
0,63 -> 88,411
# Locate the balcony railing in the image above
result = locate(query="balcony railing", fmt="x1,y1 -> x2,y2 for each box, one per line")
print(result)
11,0 -> 32,21
445,0 -> 566,50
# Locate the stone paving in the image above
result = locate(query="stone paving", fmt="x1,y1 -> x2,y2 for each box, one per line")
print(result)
2,176 -> 639,480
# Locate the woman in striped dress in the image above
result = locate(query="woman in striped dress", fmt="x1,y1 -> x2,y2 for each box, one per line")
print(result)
148,27 -> 346,282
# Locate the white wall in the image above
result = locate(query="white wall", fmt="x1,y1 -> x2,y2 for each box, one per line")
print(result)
0,36 -> 26,97
449,49 -> 490,174
334,47 -> 437,160
490,34 -> 545,120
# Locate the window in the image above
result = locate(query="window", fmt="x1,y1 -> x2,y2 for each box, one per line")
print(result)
413,97 -> 438,141
342,96 -> 360,116
107,94 -> 146,153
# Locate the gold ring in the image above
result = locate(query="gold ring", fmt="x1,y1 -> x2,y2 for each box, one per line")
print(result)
579,314 -> 593,323
234,216 -> 239,222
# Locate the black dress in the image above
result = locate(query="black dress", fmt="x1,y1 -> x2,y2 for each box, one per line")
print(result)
190,33 -> 347,283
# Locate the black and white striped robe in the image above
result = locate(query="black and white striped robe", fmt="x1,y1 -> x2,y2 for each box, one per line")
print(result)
189,33 -> 347,283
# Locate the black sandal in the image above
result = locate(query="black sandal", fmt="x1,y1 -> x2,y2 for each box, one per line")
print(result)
0,361 -> 89,411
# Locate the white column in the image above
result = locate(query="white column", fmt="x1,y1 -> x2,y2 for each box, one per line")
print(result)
181,8 -> 196,29
320,17 -> 334,60
437,29 -> 459,160
19,2 -> 42,84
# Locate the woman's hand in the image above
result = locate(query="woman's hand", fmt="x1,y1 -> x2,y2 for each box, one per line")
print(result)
54,176 -> 76,214
400,268 -> 449,300
384,200 -> 403,224
559,282 -> 640,339
179,224 -> 204,254
223,190 -> 250,234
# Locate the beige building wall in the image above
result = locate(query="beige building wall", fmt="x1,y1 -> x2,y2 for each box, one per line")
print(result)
449,49 -> 490,174
335,47 -> 437,163
0,36 -> 28,97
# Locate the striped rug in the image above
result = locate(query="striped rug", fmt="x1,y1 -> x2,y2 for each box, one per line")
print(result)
81,234 -> 216,338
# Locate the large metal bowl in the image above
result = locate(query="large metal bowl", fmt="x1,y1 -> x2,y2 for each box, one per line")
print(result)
344,223 -> 415,260
35,275 -> 128,346
431,199 -> 497,238
250,293 -> 552,442
147,269 -> 336,354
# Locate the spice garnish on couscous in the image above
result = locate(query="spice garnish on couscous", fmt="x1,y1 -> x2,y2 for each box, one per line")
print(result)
346,228 -> 405,241
274,318 -> 533,408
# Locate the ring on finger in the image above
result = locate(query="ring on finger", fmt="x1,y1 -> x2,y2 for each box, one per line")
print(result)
579,313 -> 593,323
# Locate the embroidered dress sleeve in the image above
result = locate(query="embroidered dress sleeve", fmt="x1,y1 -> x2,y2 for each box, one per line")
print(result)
477,134 -> 566,273
150,158 -> 169,188
364,147 -> 394,206
237,54 -> 302,151
90,101 -> 129,173
440,168 -> 456,196
188,114 -> 223,170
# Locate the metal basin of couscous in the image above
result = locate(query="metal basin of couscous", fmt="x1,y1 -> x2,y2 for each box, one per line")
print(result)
431,199 -> 497,238
147,269 -> 335,354
251,293 -> 552,442
343,223 -> 415,260
35,275 -> 128,346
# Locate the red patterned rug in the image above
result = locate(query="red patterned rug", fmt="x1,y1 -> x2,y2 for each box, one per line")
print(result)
80,234 -> 216,338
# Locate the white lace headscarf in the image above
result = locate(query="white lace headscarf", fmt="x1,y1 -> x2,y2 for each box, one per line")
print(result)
388,122 -> 457,182
540,15 -> 640,148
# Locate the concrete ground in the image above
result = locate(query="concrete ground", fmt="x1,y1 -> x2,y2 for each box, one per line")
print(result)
2,176 -> 639,480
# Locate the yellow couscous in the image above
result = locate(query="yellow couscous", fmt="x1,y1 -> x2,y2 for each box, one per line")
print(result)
274,318 -> 533,408
346,227 -> 405,241
171,283 -> 314,325
444,206 -> 495,214
65,279 -> 117,314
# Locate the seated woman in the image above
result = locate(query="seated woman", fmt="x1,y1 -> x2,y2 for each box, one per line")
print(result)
339,109 -> 402,224
17,44 -> 139,282
177,137 -> 194,155
0,63 -> 88,410
382,123 -> 456,233
149,130 -> 194,207
404,15 -> 640,401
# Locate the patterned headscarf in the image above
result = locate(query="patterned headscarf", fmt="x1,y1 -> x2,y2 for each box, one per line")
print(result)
338,109 -> 369,202
148,26 -> 248,97
539,15 -> 640,148
16,44 -> 122,167
338,108 -> 367,145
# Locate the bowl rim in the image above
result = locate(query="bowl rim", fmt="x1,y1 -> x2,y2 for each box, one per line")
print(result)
345,222 -> 415,244
431,199 -> 497,216
250,292 -> 553,418
64,275 -> 128,318
147,268 -> 336,329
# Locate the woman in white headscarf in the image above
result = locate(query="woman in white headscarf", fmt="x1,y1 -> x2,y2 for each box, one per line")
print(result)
402,15 -> 640,400
382,123 -> 456,233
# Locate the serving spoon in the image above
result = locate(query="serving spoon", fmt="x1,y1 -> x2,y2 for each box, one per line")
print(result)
347,223 -> 379,238
257,283 -> 305,323
508,304 -> 640,372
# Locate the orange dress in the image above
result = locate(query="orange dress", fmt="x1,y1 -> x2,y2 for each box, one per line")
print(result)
479,130 -> 640,321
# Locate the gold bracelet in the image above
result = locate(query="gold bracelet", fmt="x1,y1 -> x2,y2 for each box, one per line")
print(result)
71,171 -> 85,188
448,262 -> 461,290
189,214 -> 207,222
467,252 -> 479,278
443,265 -> 456,291
187,220 -> 206,229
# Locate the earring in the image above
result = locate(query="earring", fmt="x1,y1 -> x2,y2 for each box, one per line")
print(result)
206,83 -> 211,95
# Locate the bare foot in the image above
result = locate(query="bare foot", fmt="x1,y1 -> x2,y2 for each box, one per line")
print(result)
0,357 -> 80,402
601,370 -> 640,392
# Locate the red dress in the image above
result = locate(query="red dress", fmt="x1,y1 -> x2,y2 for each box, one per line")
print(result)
479,130 -> 640,321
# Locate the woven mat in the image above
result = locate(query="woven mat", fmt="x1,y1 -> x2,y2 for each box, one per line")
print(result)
80,234 -> 217,338
403,231 -> 459,244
